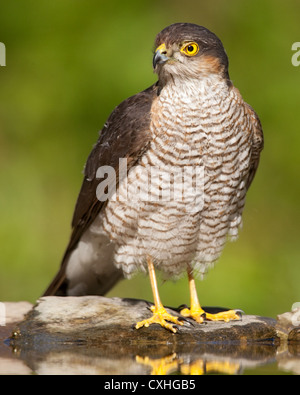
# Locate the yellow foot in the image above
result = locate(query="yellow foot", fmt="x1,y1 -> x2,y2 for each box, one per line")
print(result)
205,309 -> 241,322
180,306 -> 241,323
180,306 -> 205,323
135,305 -> 184,333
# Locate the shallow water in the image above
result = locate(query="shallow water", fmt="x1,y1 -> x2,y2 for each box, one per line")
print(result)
1,334 -> 299,375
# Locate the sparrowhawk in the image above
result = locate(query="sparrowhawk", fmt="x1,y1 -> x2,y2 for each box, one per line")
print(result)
44,23 -> 264,333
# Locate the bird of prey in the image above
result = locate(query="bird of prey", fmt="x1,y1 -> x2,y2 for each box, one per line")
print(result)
44,23 -> 263,333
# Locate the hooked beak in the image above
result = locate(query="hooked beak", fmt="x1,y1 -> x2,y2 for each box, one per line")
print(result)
153,43 -> 169,69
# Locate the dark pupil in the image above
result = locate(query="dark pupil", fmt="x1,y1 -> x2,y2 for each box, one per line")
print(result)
187,45 -> 194,52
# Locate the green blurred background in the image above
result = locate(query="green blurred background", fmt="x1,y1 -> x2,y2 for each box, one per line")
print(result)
0,0 -> 299,319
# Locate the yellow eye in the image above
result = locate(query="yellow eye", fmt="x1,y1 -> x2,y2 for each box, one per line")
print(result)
181,42 -> 199,56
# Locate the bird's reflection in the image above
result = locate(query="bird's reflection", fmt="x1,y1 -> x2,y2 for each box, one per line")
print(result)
136,353 -> 241,375
136,353 -> 180,375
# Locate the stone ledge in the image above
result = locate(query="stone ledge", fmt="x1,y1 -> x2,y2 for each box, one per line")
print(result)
11,296 -> 279,348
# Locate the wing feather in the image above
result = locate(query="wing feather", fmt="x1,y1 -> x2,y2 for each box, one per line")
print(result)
245,103 -> 264,190
43,84 -> 157,296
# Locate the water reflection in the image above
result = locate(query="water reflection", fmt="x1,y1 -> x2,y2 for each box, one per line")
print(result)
0,320 -> 299,375
3,341 -> 298,375
136,353 -> 180,375
136,353 -> 241,375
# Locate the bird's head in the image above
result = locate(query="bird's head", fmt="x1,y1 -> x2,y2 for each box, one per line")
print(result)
153,23 -> 229,83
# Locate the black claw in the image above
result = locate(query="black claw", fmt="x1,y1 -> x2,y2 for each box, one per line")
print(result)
235,310 -> 244,319
174,325 -> 181,333
177,316 -> 189,323
177,304 -> 188,312
184,318 -> 195,327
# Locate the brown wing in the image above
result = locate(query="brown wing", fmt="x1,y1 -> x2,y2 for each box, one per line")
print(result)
43,84 -> 158,296
245,103 -> 264,190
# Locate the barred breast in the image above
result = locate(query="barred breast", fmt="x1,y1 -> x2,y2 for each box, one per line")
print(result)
96,75 -> 253,279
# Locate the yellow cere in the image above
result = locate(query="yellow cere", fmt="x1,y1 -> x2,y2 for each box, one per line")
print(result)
156,43 -> 167,53
181,42 -> 199,56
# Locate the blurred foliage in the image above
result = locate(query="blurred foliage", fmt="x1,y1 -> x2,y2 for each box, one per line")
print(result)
0,0 -> 299,319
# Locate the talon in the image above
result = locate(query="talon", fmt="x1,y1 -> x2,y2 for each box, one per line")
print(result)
177,316 -> 189,323
135,305 -> 183,333
234,309 -> 244,318
177,304 -> 189,312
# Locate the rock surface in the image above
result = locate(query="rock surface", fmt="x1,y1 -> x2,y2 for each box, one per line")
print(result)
276,307 -> 300,343
11,296 -> 278,347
